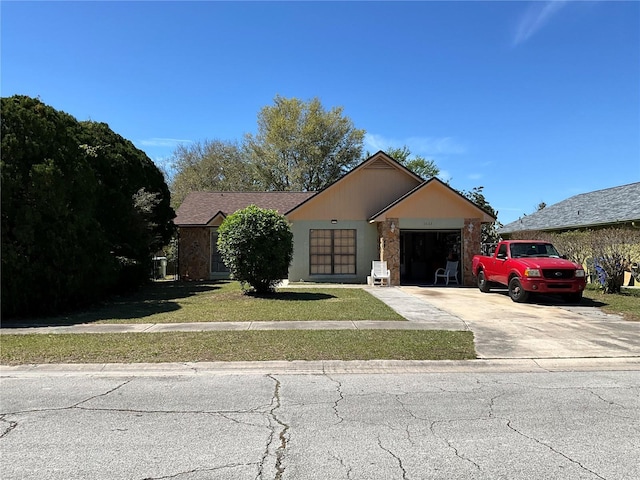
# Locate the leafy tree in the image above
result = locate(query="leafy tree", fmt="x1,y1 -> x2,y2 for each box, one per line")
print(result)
169,139 -> 256,207
1,95 -> 175,317
78,120 -> 175,289
217,205 -> 293,294
459,186 -> 501,245
1,96 -> 113,316
373,145 -> 440,179
245,95 -> 365,191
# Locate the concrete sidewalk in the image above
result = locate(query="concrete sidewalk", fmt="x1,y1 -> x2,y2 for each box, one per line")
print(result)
0,287 -> 468,335
3,285 -> 638,362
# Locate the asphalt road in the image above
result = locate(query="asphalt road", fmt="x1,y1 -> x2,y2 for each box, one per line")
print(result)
2,367 -> 639,480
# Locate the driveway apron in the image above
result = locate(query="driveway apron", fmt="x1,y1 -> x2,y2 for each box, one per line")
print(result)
398,286 -> 640,359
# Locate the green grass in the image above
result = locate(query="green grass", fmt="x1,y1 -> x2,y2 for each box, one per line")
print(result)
582,285 -> 640,322
0,330 -> 476,365
16,280 -> 405,325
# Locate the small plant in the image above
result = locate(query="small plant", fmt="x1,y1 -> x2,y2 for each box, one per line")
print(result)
217,205 -> 293,294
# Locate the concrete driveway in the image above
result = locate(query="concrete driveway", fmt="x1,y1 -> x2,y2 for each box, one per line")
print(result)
399,286 -> 640,360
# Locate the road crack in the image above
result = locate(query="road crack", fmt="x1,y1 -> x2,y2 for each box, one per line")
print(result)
325,374 -> 345,424
429,420 -> 482,471
0,415 -> 18,438
377,435 -> 408,480
257,375 -> 289,480
506,419 -> 606,479
141,462 -> 260,479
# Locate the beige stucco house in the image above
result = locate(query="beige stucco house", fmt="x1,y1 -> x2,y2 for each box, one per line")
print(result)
174,151 -> 495,286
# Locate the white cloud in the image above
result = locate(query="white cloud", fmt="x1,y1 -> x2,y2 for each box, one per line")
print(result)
137,137 -> 192,148
468,173 -> 483,181
513,0 -> 568,46
364,133 -> 466,157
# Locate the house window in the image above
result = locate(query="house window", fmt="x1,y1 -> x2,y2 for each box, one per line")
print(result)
211,229 -> 230,273
309,229 -> 356,275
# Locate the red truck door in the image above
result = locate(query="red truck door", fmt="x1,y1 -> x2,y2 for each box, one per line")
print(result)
492,243 -> 510,286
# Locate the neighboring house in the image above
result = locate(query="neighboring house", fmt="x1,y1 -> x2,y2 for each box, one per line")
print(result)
174,151 -> 495,286
499,182 -> 640,235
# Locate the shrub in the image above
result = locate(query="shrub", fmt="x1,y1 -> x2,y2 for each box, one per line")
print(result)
217,205 -> 293,294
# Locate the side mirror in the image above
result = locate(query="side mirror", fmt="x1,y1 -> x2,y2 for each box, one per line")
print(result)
497,253 -> 507,260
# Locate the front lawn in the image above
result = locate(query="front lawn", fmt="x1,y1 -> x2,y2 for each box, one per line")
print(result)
12,281 -> 405,325
0,330 -> 476,365
582,286 -> 640,322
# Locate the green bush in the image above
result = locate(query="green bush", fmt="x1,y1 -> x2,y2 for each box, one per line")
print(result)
217,205 -> 293,294
1,95 -> 175,317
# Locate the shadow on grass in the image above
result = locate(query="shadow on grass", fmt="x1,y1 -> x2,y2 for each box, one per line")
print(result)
2,280 -> 225,328
246,291 -> 337,301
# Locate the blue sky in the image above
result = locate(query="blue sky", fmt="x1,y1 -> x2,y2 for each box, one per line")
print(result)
2,1 -> 638,225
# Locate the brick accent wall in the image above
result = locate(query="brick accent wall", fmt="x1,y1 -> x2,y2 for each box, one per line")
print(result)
377,218 -> 400,286
178,227 -> 210,280
463,218 -> 482,285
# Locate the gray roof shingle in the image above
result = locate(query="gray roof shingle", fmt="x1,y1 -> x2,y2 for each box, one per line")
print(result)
499,182 -> 640,234
174,191 -> 316,226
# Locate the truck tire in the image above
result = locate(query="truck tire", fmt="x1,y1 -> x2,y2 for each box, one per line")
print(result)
477,270 -> 491,293
564,292 -> 583,304
508,277 -> 530,303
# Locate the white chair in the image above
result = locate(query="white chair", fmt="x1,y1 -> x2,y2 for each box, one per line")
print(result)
434,261 -> 459,286
371,261 -> 391,286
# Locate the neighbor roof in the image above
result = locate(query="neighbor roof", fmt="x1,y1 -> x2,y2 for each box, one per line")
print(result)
499,182 -> 640,234
174,191 -> 316,226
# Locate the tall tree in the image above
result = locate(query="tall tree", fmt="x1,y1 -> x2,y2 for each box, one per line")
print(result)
373,145 -> 440,179
459,186 -> 501,246
169,139 -> 255,207
1,95 -> 175,317
245,95 -> 365,191
79,120 -> 175,271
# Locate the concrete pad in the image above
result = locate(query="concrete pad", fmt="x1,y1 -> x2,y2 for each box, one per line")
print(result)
400,286 -> 640,359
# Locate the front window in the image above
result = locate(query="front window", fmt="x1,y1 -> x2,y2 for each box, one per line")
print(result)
510,242 -> 561,258
211,229 -> 230,273
309,229 -> 356,275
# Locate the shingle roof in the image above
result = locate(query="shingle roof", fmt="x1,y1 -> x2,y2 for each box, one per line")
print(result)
499,182 -> 640,234
174,191 -> 317,226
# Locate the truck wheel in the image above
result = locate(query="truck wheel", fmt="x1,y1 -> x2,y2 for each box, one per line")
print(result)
508,277 -> 530,303
477,271 -> 491,293
564,292 -> 583,304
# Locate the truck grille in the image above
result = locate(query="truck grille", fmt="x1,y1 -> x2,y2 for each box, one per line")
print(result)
542,269 -> 574,280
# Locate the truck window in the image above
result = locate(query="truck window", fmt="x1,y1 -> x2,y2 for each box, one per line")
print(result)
497,244 -> 508,258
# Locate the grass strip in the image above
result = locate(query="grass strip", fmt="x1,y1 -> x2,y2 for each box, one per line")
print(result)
0,330 -> 476,365
583,287 -> 640,322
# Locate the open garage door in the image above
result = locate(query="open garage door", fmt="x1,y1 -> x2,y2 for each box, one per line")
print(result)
400,230 -> 461,284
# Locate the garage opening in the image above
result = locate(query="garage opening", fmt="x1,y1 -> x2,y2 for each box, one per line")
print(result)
400,230 -> 461,284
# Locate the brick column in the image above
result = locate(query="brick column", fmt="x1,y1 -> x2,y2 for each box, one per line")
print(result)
377,218 -> 400,285
462,218 -> 482,286
178,227 -> 211,280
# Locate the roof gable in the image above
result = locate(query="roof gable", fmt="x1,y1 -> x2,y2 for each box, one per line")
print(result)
286,151 -> 423,220
500,182 -> 640,233
174,191 -> 316,226
369,178 -> 496,223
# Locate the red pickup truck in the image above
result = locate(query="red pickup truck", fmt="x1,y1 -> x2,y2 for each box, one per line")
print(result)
472,240 -> 586,303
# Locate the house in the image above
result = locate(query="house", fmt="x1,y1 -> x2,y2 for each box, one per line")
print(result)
174,151 -> 496,286
499,182 -> 640,234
